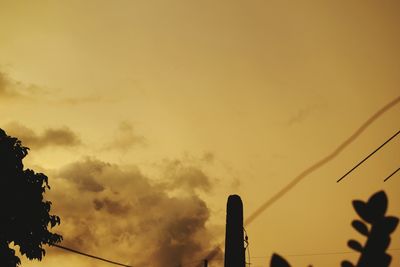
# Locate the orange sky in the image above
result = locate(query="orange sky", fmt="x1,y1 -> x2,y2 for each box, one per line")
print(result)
1,1 -> 399,267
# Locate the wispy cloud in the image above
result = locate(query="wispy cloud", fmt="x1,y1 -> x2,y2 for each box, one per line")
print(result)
4,122 -> 82,150
102,122 -> 146,152
0,71 -> 19,99
61,96 -> 102,105
0,71 -> 51,101
286,104 -> 321,126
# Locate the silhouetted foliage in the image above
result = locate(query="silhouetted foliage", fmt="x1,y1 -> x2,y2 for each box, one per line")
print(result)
269,191 -> 398,267
0,129 -> 62,267
342,191 -> 398,267
270,253 -> 291,267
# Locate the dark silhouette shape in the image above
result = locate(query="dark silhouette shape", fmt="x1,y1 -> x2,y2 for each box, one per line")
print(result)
342,191 -> 398,267
270,254 -> 291,267
245,96 -> 400,226
224,195 -> 245,267
0,129 -> 62,266
270,191 -> 398,267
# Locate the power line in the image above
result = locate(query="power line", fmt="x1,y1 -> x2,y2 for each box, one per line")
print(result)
384,167 -> 400,182
337,130 -> 400,182
250,248 -> 400,259
199,96 -> 400,262
51,244 -> 133,267
244,96 -> 400,226
182,248 -> 400,265
51,96 -> 400,266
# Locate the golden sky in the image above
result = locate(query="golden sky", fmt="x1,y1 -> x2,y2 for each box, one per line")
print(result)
1,1 -> 399,267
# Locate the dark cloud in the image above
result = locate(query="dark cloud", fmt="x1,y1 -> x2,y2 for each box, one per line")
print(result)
103,122 -> 146,152
48,158 -> 221,267
93,197 -> 131,215
58,158 -> 106,192
5,122 -> 81,150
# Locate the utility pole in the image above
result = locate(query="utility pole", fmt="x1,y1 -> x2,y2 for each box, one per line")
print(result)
224,195 -> 245,267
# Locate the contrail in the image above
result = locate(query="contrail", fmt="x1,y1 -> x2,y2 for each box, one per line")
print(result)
196,96 -> 400,264
244,95 -> 400,226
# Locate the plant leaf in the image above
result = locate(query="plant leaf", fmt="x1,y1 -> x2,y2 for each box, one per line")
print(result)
382,216 -> 399,234
353,200 -> 372,223
351,220 -> 369,236
270,253 -> 291,267
341,260 -> 355,267
367,191 -> 387,222
347,239 -> 363,252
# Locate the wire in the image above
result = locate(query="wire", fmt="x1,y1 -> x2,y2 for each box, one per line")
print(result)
250,248 -> 400,259
168,96 -> 400,266
51,244 -> 134,267
384,167 -> 400,182
199,96 -> 400,263
337,130 -> 400,182
244,228 -> 251,267
244,96 -> 400,226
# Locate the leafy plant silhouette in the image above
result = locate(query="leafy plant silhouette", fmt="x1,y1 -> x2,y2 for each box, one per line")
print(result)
270,253 -> 291,267
269,191 -> 398,267
0,129 -> 62,267
342,191 -> 398,267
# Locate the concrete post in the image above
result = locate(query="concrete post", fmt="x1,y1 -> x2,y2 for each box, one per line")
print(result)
224,195 -> 245,267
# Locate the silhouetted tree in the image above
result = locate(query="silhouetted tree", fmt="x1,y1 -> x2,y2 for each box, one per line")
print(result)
0,129 -> 62,267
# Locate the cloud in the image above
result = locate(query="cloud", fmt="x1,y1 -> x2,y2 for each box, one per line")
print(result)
60,96 -> 103,105
103,122 -> 146,152
4,122 -> 81,150
286,104 -> 321,126
0,71 -> 18,98
164,160 -> 213,193
0,71 -> 47,101
47,158 -> 222,267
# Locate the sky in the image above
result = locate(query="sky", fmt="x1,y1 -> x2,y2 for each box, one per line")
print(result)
0,1 -> 400,267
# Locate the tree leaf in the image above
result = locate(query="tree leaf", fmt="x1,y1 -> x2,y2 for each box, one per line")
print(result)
0,128 -> 62,266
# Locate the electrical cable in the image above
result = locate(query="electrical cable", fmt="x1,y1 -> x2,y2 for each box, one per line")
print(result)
48,96 -> 400,267
201,96 -> 400,263
51,243 -> 133,267
337,130 -> 399,182
244,227 -> 251,267
383,167 -> 400,182
250,248 -> 400,259
245,96 -> 400,226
